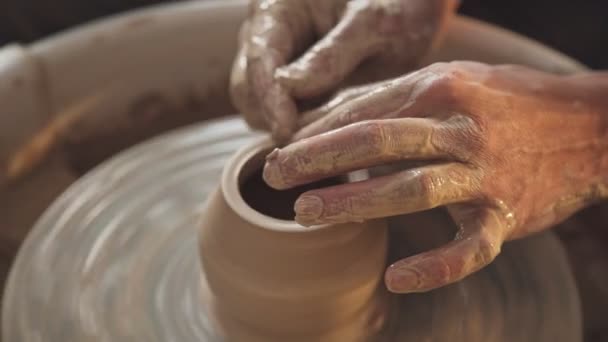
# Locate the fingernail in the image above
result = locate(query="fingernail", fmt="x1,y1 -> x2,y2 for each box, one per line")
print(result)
265,148 -> 280,161
262,156 -> 287,190
294,195 -> 324,226
387,268 -> 419,293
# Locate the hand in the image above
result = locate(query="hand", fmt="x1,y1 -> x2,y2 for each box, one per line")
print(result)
262,61 -> 608,293
230,0 -> 458,142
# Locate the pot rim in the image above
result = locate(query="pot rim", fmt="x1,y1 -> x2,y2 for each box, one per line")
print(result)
222,135 -> 331,233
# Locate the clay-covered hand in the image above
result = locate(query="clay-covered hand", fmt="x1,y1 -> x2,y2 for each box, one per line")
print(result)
262,61 -> 608,293
230,0 -> 458,142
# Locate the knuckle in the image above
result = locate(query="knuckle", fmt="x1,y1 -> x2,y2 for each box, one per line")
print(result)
355,120 -> 387,155
325,194 -> 363,221
343,195 -> 361,218
473,236 -> 500,267
336,109 -> 355,127
434,115 -> 485,161
428,61 -> 474,83
427,62 -> 455,75
412,63 -> 487,110
429,74 -> 454,91
402,67 -> 458,105
424,75 -> 456,103
434,254 -> 454,285
413,171 -> 440,205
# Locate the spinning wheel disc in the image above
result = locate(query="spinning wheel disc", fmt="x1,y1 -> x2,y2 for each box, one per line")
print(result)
3,117 -> 581,341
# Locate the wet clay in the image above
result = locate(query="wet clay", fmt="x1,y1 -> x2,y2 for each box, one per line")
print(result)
199,137 -> 388,342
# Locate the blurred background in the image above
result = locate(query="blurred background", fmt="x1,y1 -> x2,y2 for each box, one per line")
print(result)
1,0 -> 607,68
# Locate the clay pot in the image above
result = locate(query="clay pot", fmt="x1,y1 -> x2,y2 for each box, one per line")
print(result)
199,136 -> 388,341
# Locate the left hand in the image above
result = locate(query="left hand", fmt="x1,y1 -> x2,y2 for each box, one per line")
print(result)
230,0 -> 458,141
262,61 -> 608,293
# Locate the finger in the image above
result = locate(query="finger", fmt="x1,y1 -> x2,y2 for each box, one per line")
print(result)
292,69 -> 449,142
248,59 -> 298,142
292,163 -> 480,226
297,81 -> 387,128
385,206 -> 507,293
275,2 -> 386,98
230,22 -> 268,130
293,80 -> 405,141
265,117 -> 463,190
246,11 -> 300,142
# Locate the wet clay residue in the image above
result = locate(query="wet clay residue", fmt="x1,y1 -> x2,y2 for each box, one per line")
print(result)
240,168 -> 340,221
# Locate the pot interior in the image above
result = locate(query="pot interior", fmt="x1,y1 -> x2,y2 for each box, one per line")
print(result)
238,147 -> 342,221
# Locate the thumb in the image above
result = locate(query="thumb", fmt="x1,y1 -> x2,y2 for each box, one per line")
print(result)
276,2 -> 386,98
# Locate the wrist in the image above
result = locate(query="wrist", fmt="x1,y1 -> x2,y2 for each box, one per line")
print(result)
566,72 -> 608,115
574,73 -> 608,179
528,72 -> 608,208
567,73 -> 608,197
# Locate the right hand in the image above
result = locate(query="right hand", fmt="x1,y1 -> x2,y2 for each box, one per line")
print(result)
262,61 -> 608,293
230,0 -> 459,142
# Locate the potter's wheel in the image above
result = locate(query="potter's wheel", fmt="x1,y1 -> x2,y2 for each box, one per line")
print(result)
3,117 -> 582,341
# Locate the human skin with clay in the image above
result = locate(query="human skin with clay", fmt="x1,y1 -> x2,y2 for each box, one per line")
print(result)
232,0 -> 608,294
230,0 -> 458,141
263,61 -> 608,293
